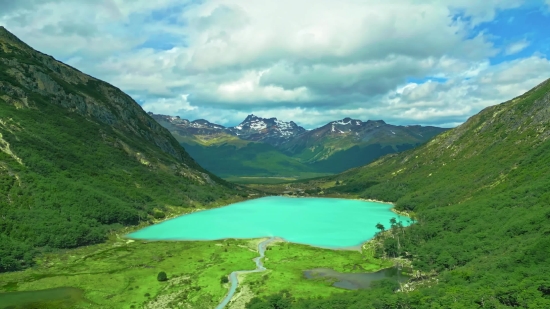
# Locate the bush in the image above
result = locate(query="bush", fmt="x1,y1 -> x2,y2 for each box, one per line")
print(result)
157,271 -> 168,282
152,210 -> 166,219
220,275 -> 229,284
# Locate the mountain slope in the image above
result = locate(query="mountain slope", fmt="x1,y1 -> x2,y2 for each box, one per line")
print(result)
252,78 -> 550,308
151,113 -> 448,177
281,118 -> 447,172
280,118 -> 445,160
150,113 -> 324,179
0,27 -> 243,272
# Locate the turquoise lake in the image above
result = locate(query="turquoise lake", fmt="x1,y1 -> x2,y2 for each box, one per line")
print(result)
127,196 -> 409,248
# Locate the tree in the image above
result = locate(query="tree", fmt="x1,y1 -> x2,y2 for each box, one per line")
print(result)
220,275 -> 229,284
376,223 -> 386,232
157,271 -> 168,282
390,217 -> 397,228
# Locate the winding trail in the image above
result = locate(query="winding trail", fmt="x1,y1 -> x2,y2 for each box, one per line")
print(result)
216,237 -> 279,309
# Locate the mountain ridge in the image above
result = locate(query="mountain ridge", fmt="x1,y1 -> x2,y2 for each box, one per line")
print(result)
149,112 -> 449,177
0,26 -> 243,272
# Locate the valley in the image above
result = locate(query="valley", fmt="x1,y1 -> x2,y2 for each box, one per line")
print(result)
0,205 -> 398,309
1,20 -> 550,309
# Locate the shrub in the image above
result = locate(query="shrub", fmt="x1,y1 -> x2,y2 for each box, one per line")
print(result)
220,275 -> 229,284
157,271 -> 168,282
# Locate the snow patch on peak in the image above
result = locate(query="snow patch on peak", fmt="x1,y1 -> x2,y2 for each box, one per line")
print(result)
332,118 -> 358,126
249,120 -> 267,130
333,119 -> 351,125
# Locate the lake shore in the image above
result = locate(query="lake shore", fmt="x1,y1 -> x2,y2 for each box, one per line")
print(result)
355,197 -> 412,219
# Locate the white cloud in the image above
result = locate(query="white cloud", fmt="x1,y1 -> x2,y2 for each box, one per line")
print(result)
141,94 -> 197,115
0,0 -> 547,129
504,39 -> 530,55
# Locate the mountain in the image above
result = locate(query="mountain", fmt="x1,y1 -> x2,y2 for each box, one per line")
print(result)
251,78 -> 550,307
0,26 -> 244,272
150,112 -> 306,146
282,118 -> 445,157
279,117 -> 447,172
148,113 -> 322,179
150,113 -> 448,178
228,114 -> 306,146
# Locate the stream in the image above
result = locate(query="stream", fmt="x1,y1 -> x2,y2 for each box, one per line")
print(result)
215,237 -> 279,309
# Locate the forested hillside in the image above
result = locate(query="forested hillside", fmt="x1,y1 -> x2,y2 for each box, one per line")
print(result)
0,27 -> 245,272
249,79 -> 550,308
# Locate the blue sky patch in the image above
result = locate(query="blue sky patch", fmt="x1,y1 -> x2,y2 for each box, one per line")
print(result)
472,1 -> 550,65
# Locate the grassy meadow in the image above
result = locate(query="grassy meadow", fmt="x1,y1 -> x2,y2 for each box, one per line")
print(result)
234,241 -> 392,304
0,233 -> 394,309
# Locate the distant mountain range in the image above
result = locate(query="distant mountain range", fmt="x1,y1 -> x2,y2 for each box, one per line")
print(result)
150,113 -> 449,180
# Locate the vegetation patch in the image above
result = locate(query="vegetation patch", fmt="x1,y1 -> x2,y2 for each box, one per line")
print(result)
0,236 -> 258,309
238,241 -> 392,302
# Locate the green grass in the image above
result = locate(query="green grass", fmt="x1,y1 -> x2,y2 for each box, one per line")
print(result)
0,235 -> 259,309
0,235 -> 396,309
237,242 -> 393,301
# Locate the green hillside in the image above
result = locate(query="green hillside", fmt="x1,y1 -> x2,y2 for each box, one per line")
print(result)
308,143 -> 417,173
182,142 -> 328,179
248,79 -> 550,308
0,27 -> 245,273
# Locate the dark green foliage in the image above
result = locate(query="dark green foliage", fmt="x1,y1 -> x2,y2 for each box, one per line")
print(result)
246,290 -> 293,309
183,142 -> 424,178
220,275 -> 229,284
157,272 -> 167,282
310,144 -> 413,173
182,142 -> 317,177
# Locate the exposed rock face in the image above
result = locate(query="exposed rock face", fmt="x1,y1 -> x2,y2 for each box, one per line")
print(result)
227,114 -> 307,146
150,113 -> 307,146
151,113 -> 447,147
280,118 -> 447,156
150,113 -> 226,137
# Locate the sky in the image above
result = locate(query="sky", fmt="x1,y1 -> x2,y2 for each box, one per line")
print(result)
1,0 -> 549,129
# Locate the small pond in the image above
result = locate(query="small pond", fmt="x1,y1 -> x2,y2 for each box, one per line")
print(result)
304,267 -> 410,290
0,287 -> 87,309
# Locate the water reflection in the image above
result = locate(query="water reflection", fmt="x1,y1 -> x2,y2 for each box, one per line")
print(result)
0,287 -> 87,309
303,267 -> 409,290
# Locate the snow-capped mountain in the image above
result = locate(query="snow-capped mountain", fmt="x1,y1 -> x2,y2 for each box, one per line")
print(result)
148,113 -> 226,137
149,112 -> 449,174
149,113 -> 306,146
279,117 -> 447,159
227,114 -> 306,146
